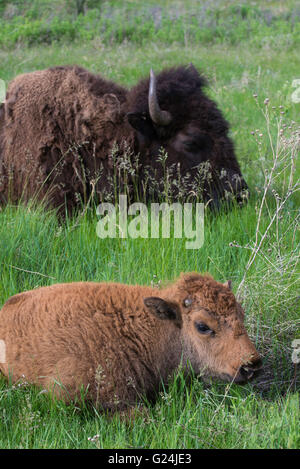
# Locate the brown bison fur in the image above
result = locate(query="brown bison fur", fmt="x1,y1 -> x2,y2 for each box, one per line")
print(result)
0,273 -> 261,410
0,65 -> 249,214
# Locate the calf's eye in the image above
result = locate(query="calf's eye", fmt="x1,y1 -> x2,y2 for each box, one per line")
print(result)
195,322 -> 213,335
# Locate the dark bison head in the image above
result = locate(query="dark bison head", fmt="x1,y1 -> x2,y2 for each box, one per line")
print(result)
125,64 -> 248,207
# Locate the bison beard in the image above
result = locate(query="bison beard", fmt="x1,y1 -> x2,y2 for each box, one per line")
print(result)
0,64 -> 249,214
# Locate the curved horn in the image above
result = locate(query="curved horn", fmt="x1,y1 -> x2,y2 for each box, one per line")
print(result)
148,69 -> 172,126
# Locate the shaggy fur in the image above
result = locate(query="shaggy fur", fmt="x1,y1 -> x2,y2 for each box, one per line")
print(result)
0,65 -> 248,213
0,273 -> 261,410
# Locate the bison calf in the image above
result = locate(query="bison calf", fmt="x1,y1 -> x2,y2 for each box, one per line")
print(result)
0,273 -> 261,410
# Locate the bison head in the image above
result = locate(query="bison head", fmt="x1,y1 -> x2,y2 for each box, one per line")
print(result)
126,65 -> 249,207
144,273 -> 262,383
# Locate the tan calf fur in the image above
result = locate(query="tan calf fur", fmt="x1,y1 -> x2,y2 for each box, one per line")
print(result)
0,273 -> 261,410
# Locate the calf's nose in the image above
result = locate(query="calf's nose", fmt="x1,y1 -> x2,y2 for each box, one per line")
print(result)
234,358 -> 263,383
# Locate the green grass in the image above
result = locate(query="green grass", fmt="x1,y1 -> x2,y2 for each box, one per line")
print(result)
0,0 -> 299,449
0,366 -> 299,449
1,0 -> 299,49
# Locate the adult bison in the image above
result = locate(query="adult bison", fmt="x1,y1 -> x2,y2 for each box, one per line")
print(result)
0,64 -> 248,214
0,273 -> 262,410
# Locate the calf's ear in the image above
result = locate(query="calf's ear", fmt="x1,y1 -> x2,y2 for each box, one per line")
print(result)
223,280 -> 232,290
144,297 -> 182,327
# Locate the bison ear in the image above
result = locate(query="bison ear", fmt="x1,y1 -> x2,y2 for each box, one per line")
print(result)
144,297 -> 182,327
102,93 -> 121,122
127,112 -> 156,138
223,280 -> 232,290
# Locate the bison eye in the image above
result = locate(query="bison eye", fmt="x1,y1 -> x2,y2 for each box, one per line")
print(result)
183,141 -> 199,153
195,322 -> 213,335
183,134 -> 213,154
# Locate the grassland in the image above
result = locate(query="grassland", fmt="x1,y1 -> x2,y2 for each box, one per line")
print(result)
0,0 -> 299,449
